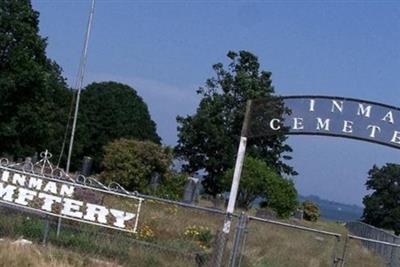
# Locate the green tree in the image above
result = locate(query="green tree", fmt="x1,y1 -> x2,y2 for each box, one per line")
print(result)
99,138 -> 173,193
222,156 -> 298,216
176,51 -> 295,197
0,0 -> 71,158
363,164 -> 400,235
73,81 -> 160,170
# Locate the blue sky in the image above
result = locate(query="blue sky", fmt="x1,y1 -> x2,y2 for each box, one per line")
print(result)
31,0 -> 400,205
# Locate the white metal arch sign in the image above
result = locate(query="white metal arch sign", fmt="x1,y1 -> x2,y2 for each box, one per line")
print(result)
224,95 -> 400,236
248,96 -> 400,150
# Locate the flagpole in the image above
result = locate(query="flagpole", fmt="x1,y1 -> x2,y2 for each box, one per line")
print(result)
58,0 -> 96,239
65,0 -> 96,174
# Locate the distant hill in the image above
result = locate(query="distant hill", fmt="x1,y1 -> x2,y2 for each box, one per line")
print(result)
299,195 -> 363,222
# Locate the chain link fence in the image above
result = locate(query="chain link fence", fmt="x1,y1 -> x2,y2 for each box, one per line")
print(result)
229,214 -> 342,267
3,198 -> 400,267
344,222 -> 400,267
0,191 -> 238,267
0,153 -> 398,267
225,213 -> 400,267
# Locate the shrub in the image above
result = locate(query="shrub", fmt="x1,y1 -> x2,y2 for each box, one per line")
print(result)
100,138 -> 173,192
302,200 -> 320,222
222,156 -> 298,217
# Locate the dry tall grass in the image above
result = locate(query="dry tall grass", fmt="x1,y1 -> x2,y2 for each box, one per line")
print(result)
0,197 -> 390,267
0,239 -> 119,267
238,220 -> 387,267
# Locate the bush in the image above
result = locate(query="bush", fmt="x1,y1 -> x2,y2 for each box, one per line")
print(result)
223,156 -> 298,217
148,172 -> 187,201
17,217 -> 44,240
302,200 -> 320,222
100,138 -> 173,192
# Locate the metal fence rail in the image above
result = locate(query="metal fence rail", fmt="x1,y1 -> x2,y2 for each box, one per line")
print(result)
346,221 -> 400,267
3,198 -> 400,267
0,187 -> 237,267
228,214 -> 343,267
248,215 -> 342,238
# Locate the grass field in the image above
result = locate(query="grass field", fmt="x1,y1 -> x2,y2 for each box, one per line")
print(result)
0,238 -> 120,267
0,197 -> 389,267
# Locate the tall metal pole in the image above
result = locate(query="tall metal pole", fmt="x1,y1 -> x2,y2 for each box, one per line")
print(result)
57,0 -> 96,239
212,100 -> 252,267
65,0 -> 96,174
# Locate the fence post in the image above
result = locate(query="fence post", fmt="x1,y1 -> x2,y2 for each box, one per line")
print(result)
339,236 -> 349,267
209,229 -> 229,267
228,212 -> 247,267
212,100 -> 252,267
331,236 -> 341,267
42,216 -> 50,246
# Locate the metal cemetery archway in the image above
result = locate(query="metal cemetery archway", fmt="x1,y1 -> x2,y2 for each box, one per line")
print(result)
215,95 -> 400,267
257,96 -> 400,150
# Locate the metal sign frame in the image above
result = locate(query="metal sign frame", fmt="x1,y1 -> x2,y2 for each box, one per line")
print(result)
215,95 -> 400,267
281,95 -> 400,150
0,151 -> 143,233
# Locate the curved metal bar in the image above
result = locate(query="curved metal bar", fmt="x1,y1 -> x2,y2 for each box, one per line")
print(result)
86,177 -> 108,190
0,158 -> 9,167
0,150 -> 144,201
286,132 -> 400,150
282,95 -> 400,112
108,182 -> 130,194
272,95 -> 400,150
76,174 -> 87,185
22,162 -> 34,174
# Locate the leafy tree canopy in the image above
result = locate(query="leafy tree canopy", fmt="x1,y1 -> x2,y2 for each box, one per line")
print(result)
176,51 -> 295,197
100,138 -> 185,200
223,156 -> 298,217
72,81 -> 160,170
363,163 -> 400,235
0,0 -> 71,158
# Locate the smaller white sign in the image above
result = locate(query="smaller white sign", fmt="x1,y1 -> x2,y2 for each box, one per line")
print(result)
0,167 -> 143,233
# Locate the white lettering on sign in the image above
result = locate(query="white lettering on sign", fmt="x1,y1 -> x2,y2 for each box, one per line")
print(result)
342,120 -> 354,133
84,203 -> 109,224
0,170 -> 141,232
263,97 -> 400,149
0,183 -> 16,202
382,111 -> 395,124
309,99 -> 316,112
28,177 -> 43,190
391,131 -> 400,144
38,192 -> 62,212
357,104 -> 372,118
270,118 -> 281,131
331,100 -> 344,113
110,209 -> 136,228
293,118 -> 304,130
367,125 -> 381,138
316,118 -> 330,131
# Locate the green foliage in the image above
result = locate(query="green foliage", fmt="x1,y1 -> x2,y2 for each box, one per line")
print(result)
176,51 -> 295,197
72,81 -> 160,171
184,225 -> 213,250
100,138 -> 176,194
302,200 -> 320,222
150,172 -> 187,201
223,156 -> 298,217
17,217 -> 45,240
363,164 -> 400,235
0,0 -> 72,158
223,156 -> 270,209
